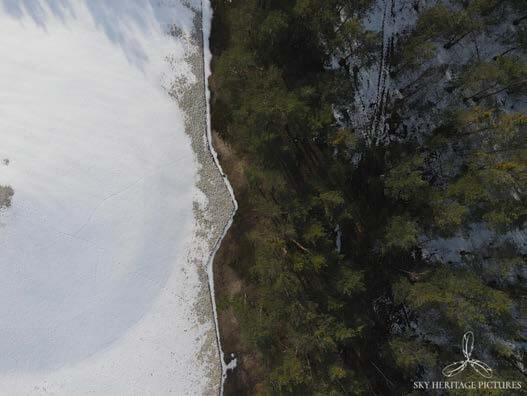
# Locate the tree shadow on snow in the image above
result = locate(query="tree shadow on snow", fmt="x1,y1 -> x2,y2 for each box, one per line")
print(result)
0,0 -> 198,70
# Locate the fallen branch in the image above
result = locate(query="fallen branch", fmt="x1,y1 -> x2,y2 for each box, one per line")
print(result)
291,238 -> 312,255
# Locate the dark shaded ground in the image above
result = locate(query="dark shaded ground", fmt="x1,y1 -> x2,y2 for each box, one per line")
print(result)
211,131 -> 261,395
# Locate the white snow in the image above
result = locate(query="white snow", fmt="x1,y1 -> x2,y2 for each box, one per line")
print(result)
350,0 -> 425,145
347,0 -> 525,144
423,224 -> 527,264
0,0 -> 222,394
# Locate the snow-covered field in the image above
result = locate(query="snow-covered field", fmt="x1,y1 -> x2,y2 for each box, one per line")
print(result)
0,0 -> 234,394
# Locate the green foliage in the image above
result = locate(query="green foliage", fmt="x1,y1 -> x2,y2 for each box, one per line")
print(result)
430,196 -> 469,234
211,1 -> 372,394
384,215 -> 419,250
460,57 -> 527,100
390,336 -> 438,371
415,5 -> 476,42
269,353 -> 308,393
396,1 -> 508,70
394,269 -> 513,331
384,154 -> 427,201
211,0 -> 526,394
336,267 -> 364,296
397,37 -> 437,69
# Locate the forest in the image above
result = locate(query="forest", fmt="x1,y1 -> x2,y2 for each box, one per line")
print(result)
209,0 -> 527,394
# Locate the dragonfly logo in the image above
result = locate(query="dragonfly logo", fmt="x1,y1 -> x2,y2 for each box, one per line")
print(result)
442,331 -> 493,378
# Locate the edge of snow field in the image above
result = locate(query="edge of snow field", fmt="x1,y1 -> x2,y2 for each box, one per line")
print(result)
200,1 -> 239,395
0,1 -> 232,393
